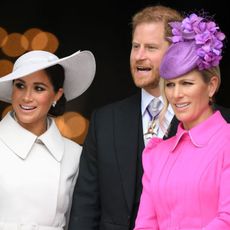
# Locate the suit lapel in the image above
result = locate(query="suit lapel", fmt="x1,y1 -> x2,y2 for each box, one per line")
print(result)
114,93 -> 143,212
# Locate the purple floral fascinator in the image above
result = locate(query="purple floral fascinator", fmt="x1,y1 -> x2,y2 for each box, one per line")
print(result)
160,13 -> 225,79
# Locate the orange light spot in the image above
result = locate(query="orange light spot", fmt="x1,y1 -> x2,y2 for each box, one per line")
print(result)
55,111 -> 89,144
24,28 -> 43,51
0,59 -> 13,77
2,33 -> 29,57
31,31 -> 59,53
0,27 -> 8,48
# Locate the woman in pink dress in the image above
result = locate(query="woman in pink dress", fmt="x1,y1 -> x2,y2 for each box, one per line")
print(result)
134,12 -> 230,229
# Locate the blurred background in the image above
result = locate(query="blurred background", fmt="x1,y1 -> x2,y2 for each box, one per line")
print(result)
0,0 -> 229,143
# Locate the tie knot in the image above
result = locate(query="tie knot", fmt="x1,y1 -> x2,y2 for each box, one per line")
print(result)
147,97 -> 162,119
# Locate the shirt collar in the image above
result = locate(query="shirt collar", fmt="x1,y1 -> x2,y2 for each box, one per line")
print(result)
0,112 -> 64,162
171,111 -> 226,152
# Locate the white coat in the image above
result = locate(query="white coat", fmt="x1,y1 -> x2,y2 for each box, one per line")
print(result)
0,112 -> 82,230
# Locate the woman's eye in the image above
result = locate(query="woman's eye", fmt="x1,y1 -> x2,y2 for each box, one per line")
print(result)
165,82 -> 174,87
14,82 -> 24,89
183,81 -> 193,85
35,86 -> 45,91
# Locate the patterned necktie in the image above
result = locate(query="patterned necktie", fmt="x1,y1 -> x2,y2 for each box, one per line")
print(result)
144,97 -> 162,142
147,97 -> 162,120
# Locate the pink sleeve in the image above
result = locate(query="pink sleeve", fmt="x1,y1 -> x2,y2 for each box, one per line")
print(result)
134,138 -> 162,230
205,147 -> 230,229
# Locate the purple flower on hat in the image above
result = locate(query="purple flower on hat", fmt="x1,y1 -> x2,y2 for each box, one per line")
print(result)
169,13 -> 225,70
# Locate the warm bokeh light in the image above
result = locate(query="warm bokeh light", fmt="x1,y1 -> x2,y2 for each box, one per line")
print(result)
31,31 -> 59,53
0,59 -> 13,77
2,33 -> 29,57
24,28 -> 43,51
0,27 -> 8,48
31,31 -> 48,50
0,26 -> 60,70
55,111 -> 89,145
1,106 -> 88,145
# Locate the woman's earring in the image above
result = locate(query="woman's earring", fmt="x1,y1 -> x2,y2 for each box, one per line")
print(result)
52,101 -> 57,107
209,97 -> 213,105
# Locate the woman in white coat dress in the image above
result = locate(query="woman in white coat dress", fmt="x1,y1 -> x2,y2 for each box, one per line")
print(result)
0,50 -> 96,230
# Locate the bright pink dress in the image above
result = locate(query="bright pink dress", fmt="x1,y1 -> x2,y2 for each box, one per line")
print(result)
134,111 -> 230,229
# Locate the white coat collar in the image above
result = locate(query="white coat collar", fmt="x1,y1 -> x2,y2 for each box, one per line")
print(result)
0,112 -> 64,162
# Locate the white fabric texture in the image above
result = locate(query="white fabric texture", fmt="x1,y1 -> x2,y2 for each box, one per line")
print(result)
0,112 -> 82,230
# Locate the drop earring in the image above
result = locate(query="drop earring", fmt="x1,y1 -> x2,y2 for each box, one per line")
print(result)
52,101 -> 57,107
208,97 -> 213,105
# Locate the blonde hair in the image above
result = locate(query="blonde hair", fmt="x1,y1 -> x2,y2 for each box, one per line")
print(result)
159,78 -> 170,133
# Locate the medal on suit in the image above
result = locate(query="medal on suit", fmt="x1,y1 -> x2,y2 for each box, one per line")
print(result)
144,120 -> 158,140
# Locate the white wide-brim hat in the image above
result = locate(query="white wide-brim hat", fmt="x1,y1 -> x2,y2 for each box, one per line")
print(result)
0,50 -> 96,103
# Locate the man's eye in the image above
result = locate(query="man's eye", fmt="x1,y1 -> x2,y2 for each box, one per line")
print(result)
132,44 -> 139,49
148,46 -> 157,50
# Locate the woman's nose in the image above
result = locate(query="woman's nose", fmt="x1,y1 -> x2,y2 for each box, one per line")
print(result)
173,86 -> 183,98
22,89 -> 33,102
